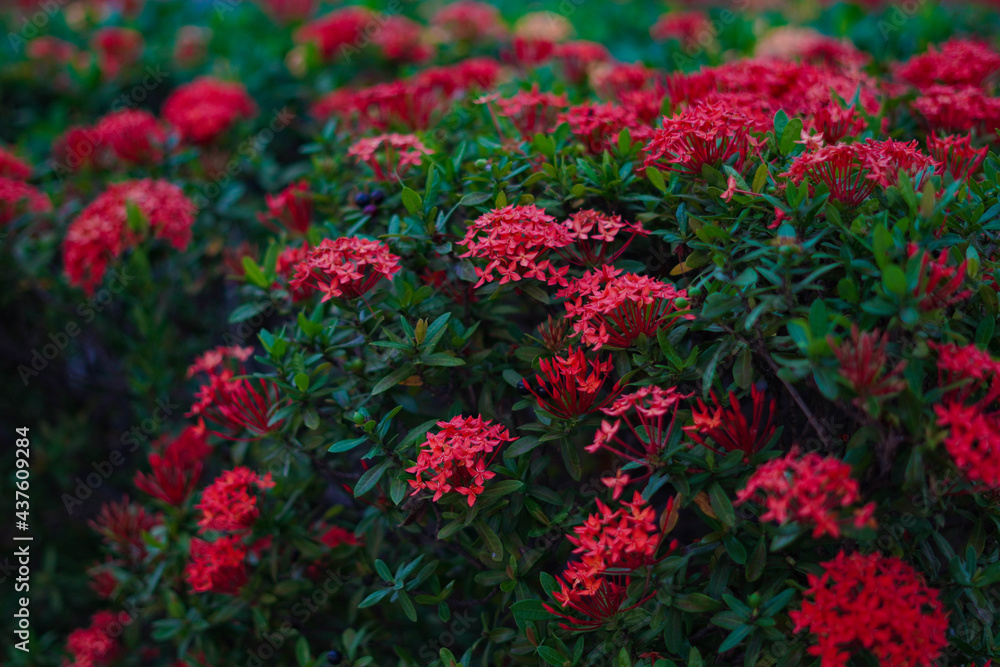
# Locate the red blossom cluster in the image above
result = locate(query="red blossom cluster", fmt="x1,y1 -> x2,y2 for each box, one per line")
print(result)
62,179 -> 195,294
65,611 -> 122,667
755,27 -> 871,70
487,85 -> 569,139
134,424 -> 212,507
545,492 -> 672,631
931,342 -> 1000,489
552,41 -> 611,85
736,447 -> 875,537
910,85 -> 1000,134
558,102 -> 653,155
791,551 -> 949,666
185,535 -> 250,595
0,146 -> 32,180
196,467 -> 275,533
684,385 -> 777,461
894,38 -> 1000,90
275,241 -> 314,302
374,16 -> 434,63
829,326 -> 907,404
407,415 -> 514,506
588,386 -> 689,494
782,139 -> 938,207
186,345 -> 288,440
289,236 -> 401,301
254,0 -> 315,23
642,100 -> 753,176
88,496 -> 161,566
458,204 -> 572,287
294,6 -> 373,60
554,210 -> 648,267
524,347 -> 620,419
909,245 -> 971,312
558,266 -> 691,350
0,176 -> 50,226
926,133 -> 988,181
347,133 -> 433,182
650,11 -> 710,48
52,109 -> 167,172
162,77 -> 258,145
91,27 -> 143,79
258,180 -> 313,235
430,1 -> 507,42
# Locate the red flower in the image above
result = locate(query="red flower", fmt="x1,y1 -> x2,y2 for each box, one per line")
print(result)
736,447 -> 875,538
894,38 -> 1000,90
347,133 -> 433,182
0,177 -> 50,226
290,236 -> 401,301
87,563 -> 118,599
829,326 -> 907,403
558,266 -> 692,350
588,386 -> 690,478
255,0 -> 315,23
554,210 -> 648,267
162,77 -> 258,145
458,204 -> 573,287
257,180 -> 313,235
185,535 -> 248,595
373,16 -> 434,63
790,551 -> 949,667
909,245 -> 971,312
650,11 -> 711,49
407,415 -> 514,507
88,497 -> 161,566
196,467 -> 275,533
545,574 -> 646,632
91,27 -> 143,79
295,7 -> 374,61
524,347 -> 620,420
0,146 -> 32,180
926,133 -> 988,181
559,102 -> 653,155
63,179 -> 195,294
489,85 -> 569,139
591,63 -> 659,100
65,611 -> 122,667
911,85 -> 1000,134
430,1 -> 507,42
552,40 -> 611,85
188,373 -> 288,440
94,109 -> 167,167
134,424 -> 212,506
53,125 -> 109,172
684,385 -> 777,462
642,100 -> 753,176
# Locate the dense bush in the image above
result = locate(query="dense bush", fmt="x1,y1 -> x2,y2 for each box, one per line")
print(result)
3,1 -> 1000,666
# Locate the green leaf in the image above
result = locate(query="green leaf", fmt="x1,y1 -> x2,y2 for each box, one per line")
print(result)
674,593 -> 723,613
779,118 -> 803,155
242,256 -> 269,288
507,436 -> 542,457
295,637 -> 310,667
293,372 -> 310,392
475,520 -> 504,561
420,353 -> 465,367
718,624 -> 753,653
752,163 -> 769,193
746,538 -> 766,582
688,647 -> 703,667
401,187 -> 422,215
882,264 -> 907,297
511,599 -> 552,624
354,458 -> 392,497
372,363 -> 417,395
328,436 -> 368,453
709,483 -> 735,528
537,646 -> 568,667
647,167 -> 668,193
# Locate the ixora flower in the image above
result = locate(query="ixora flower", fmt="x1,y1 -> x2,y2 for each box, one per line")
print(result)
134,423 -> 212,507
407,415 -> 514,506
88,497 -> 161,566
893,38 -> 1000,90
93,109 -> 167,167
781,139 -> 938,207
185,535 -> 249,595
186,346 -> 289,440
552,41 -> 611,85
684,385 -> 777,462
931,342 -> 1000,489
909,245 -> 971,312
486,84 -> 569,139
642,100 -> 754,176
65,611 -> 122,667
347,133 -> 433,182
430,1 -> 507,42
257,180 -> 313,235
289,236 -> 402,301
736,448 -> 876,538
828,326 -> 906,404
650,11 -> 711,48
559,102 -> 653,155
458,204 -> 573,287
791,551 -> 949,667
196,467 -> 275,533
162,77 -> 258,145
523,347 -> 621,420
558,266 -> 691,350
910,85 -> 1000,134
587,386 -> 690,483
0,177 -> 50,226
91,27 -> 143,80
926,133 -> 988,181
62,179 -> 195,294
554,210 -> 648,267
295,7 -> 375,61
0,145 -> 32,180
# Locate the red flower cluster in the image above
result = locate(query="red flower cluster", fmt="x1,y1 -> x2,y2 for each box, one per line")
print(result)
458,204 -> 572,287
289,236 -> 401,301
650,11 -> 710,48
926,133 -> 988,181
255,0 -> 315,23
185,535 -> 249,595
63,179 -> 195,294
736,447 -> 875,537
196,467 -> 275,533
0,176 -> 50,226
894,39 -> 1000,90
782,139 -> 938,207
545,492 -> 671,631
91,27 -> 143,79
65,611 -> 122,667
555,210 -> 648,267
558,266 -> 691,350
488,85 -> 569,139
643,100 -> 753,176
829,326 -> 906,404
186,345 -> 288,440
258,180 -> 313,235
162,77 -> 258,145
911,85 -> 1000,134
295,6 -> 373,61
909,245 -> 971,312
52,110 -> 167,172
931,342 -> 1000,488
0,146 -> 31,179
588,386 -> 689,491
430,1 -> 507,42
373,16 -> 434,63
684,385 -> 777,461
559,102 -> 653,155
791,551 -> 949,667
88,497 -> 160,566
134,424 -> 212,506
347,133 -> 433,182
552,41 -> 611,85
407,415 -> 514,506
524,347 -> 620,419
